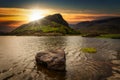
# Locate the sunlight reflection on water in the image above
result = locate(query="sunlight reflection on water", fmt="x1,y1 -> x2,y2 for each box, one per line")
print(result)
0,36 -> 120,80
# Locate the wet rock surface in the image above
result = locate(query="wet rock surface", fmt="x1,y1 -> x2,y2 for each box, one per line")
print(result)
35,49 -> 66,71
107,51 -> 120,80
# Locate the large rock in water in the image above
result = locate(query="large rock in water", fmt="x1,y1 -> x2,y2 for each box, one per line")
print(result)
35,49 -> 66,71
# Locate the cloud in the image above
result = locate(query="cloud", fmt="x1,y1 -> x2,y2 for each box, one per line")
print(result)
62,13 -> 120,23
0,14 -> 23,17
0,20 -> 25,27
0,20 -> 26,32
0,8 -> 30,22
0,8 -> 30,15
0,7 -> 120,25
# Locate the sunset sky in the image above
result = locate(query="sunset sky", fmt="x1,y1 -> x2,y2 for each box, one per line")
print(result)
0,0 -> 120,32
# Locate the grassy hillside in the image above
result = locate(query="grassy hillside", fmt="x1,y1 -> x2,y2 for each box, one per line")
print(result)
11,15 -> 79,36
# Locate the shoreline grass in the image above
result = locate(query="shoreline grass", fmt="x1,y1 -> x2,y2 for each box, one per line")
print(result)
80,47 -> 97,53
98,34 -> 120,39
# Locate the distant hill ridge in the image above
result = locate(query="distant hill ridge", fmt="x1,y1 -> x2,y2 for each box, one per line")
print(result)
72,17 -> 120,34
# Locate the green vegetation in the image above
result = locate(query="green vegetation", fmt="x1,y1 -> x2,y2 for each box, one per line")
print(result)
40,26 -> 59,32
41,25 -> 77,34
11,14 -> 80,36
81,33 -> 100,37
81,47 -> 97,53
81,33 -> 120,39
11,25 -> 42,33
98,34 -> 120,39
12,21 -> 79,35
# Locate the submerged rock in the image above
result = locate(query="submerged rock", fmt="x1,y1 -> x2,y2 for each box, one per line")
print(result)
35,49 -> 66,71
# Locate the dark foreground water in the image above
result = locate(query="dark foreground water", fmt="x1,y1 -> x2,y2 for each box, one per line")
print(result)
0,36 -> 120,80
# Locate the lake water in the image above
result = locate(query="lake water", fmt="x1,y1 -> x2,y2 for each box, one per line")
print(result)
0,36 -> 120,80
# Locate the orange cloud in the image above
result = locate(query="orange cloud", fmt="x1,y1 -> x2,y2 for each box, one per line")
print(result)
62,13 -> 120,24
0,8 -> 30,21
0,20 -> 26,27
0,8 -> 51,27
0,7 -> 120,28
0,8 -> 30,15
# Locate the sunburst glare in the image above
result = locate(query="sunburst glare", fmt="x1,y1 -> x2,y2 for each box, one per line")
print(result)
29,9 -> 44,21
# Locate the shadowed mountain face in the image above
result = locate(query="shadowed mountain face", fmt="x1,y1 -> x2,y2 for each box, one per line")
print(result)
11,14 -> 77,36
44,14 -> 69,27
72,17 -> 120,34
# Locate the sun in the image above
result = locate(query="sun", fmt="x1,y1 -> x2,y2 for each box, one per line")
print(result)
29,9 -> 44,21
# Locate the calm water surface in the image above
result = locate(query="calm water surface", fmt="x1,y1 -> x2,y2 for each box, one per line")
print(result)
0,36 -> 120,80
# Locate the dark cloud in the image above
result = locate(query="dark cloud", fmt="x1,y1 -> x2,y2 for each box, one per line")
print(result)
70,16 -> 120,20
0,14 -> 22,17
0,0 -> 120,14
0,21 -> 24,32
0,21 -> 22,26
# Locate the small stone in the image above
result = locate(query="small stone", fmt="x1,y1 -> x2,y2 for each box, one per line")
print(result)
112,66 -> 120,74
111,60 -> 120,65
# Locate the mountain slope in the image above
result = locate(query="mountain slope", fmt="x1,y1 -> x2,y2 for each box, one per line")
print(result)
11,14 -> 78,35
73,17 -> 120,34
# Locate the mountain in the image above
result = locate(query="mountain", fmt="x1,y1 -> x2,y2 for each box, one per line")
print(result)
11,14 -> 78,36
72,17 -> 120,35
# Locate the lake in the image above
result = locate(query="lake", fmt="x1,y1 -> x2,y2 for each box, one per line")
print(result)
0,36 -> 120,80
